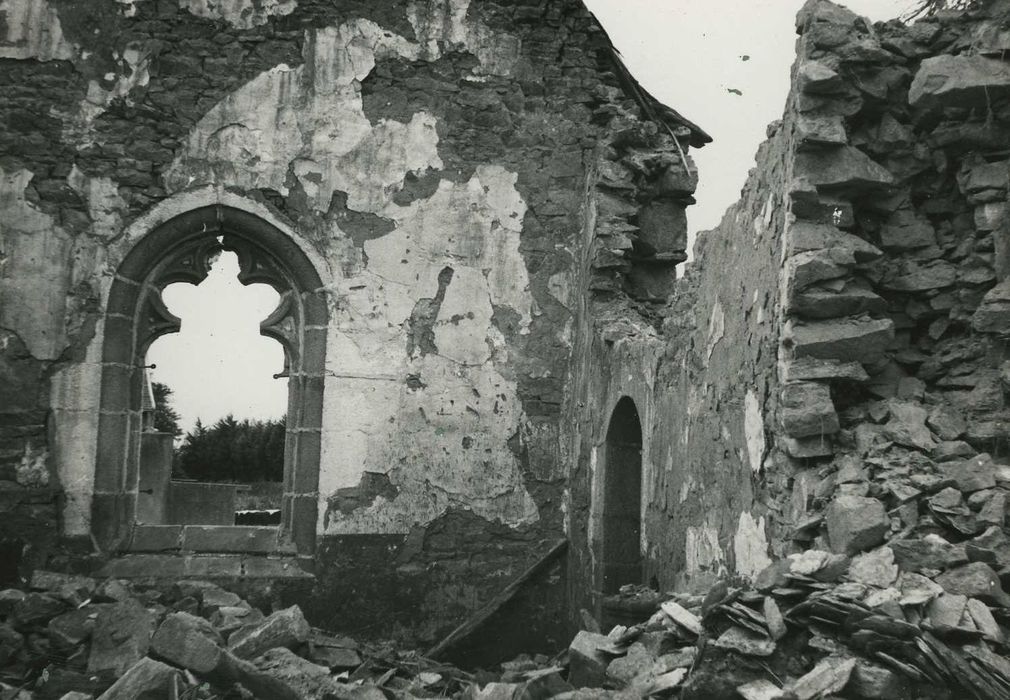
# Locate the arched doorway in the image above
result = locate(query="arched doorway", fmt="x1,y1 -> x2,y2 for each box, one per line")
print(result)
601,396 -> 643,594
91,206 -> 326,556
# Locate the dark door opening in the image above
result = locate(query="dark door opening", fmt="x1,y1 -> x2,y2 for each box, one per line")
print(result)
602,397 -> 644,595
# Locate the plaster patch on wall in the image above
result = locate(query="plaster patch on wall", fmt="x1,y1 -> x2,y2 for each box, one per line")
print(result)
0,0 -> 74,61
744,389 -> 765,473
0,166 -> 73,360
734,511 -> 772,579
684,523 -> 727,580
678,474 -> 694,503
165,21 -> 438,210
16,442 -> 49,487
68,166 -> 127,241
180,0 -> 296,29
321,167 -> 536,533
407,0 -> 521,76
69,43 -> 151,140
705,299 -> 724,361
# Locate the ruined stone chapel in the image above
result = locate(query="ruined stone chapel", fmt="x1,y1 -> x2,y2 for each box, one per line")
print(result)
7,0 -> 1010,679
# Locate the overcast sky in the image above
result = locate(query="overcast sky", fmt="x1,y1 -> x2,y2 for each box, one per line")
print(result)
148,0 -> 913,433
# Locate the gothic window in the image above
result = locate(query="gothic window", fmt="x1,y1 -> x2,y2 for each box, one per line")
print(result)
92,206 -> 326,557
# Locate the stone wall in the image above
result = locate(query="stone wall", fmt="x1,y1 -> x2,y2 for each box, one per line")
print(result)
566,0 -> 1010,634
0,0 -> 703,648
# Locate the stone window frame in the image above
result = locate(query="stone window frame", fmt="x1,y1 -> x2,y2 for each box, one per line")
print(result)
91,205 -> 326,558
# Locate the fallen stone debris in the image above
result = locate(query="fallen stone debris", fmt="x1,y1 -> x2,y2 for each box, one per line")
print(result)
7,499 -> 1010,700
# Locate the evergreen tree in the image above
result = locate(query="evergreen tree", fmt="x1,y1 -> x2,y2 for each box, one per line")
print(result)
151,382 -> 183,437
176,415 -> 285,482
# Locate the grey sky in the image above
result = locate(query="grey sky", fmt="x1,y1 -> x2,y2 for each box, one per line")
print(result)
148,0 -> 913,433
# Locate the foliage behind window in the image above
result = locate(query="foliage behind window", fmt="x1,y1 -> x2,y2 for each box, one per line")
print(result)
175,414 -> 286,482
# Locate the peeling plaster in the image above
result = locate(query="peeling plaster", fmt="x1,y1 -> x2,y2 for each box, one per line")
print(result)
158,16 -> 536,533
733,511 -> 772,579
705,299 -> 724,361
406,0 -> 521,76
165,21 -> 439,212
744,389 -> 765,473
321,193 -> 538,530
0,0 -> 74,61
68,166 -> 127,241
0,166 -> 73,360
179,0 -> 297,29
684,524 -> 727,581
70,44 -> 151,140
16,442 -> 49,487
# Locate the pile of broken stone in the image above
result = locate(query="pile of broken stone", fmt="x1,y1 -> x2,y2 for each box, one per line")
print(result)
0,573 -> 486,700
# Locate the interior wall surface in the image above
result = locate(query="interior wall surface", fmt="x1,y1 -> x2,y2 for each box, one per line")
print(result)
0,0 -> 705,648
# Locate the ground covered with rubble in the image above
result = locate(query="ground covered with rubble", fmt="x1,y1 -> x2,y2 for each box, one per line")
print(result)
8,457 -> 1010,700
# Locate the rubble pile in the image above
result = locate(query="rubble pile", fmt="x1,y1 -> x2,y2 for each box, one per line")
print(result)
0,573 -> 483,700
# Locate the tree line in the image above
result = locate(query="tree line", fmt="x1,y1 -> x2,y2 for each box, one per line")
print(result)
152,382 -> 285,483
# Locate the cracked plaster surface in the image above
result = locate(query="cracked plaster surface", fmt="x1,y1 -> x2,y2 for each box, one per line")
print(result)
163,12 -> 535,532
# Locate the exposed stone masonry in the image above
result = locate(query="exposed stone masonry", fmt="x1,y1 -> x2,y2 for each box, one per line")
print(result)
12,0 -> 1010,694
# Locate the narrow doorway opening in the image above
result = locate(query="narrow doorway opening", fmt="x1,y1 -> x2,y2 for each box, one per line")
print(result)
601,397 -> 644,594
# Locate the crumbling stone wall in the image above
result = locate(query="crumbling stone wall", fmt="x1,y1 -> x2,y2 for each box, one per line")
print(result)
567,0 -> 1010,628
0,0 -> 704,648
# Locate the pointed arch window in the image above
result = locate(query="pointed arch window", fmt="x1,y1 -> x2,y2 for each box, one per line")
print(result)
92,206 -> 326,558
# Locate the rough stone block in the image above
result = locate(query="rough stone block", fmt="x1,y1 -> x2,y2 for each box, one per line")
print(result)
568,630 -> 612,688
228,605 -> 309,660
973,279 -> 1010,334
785,222 -> 882,262
88,600 -> 156,676
798,60 -> 844,94
151,612 -> 225,675
786,248 -> 854,291
909,54 -> 1010,108
780,382 -> 839,439
935,562 -> 1010,606
826,495 -> 889,555
943,455 -> 997,493
787,317 -> 894,365
794,147 -> 894,195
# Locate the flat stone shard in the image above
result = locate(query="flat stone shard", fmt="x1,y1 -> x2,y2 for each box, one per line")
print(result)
784,357 -> 869,382
246,647 -> 344,700
228,605 -> 310,660
826,495 -> 889,555
786,317 -> 894,365
780,382 -> 839,438
786,656 -> 856,700
909,54 -> 1010,108
97,658 -> 181,700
